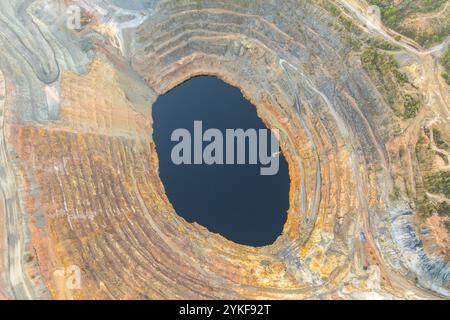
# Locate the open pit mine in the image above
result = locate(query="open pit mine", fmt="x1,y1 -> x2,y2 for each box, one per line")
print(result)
0,0 -> 449,300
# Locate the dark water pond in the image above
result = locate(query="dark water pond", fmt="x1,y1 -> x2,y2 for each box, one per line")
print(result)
152,76 -> 290,246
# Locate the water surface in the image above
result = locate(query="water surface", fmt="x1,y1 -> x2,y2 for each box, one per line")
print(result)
152,76 -> 290,246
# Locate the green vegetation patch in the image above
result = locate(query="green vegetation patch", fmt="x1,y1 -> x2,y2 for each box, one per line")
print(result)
403,95 -> 422,119
441,48 -> 450,85
367,0 -> 449,47
424,171 -> 450,199
368,0 -> 447,23
319,0 -> 363,35
436,201 -> 450,217
361,46 -> 421,118
433,128 -> 449,150
367,37 -> 400,51
414,133 -> 436,217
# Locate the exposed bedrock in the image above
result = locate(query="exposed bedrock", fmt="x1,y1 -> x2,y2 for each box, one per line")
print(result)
0,0 -> 448,299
